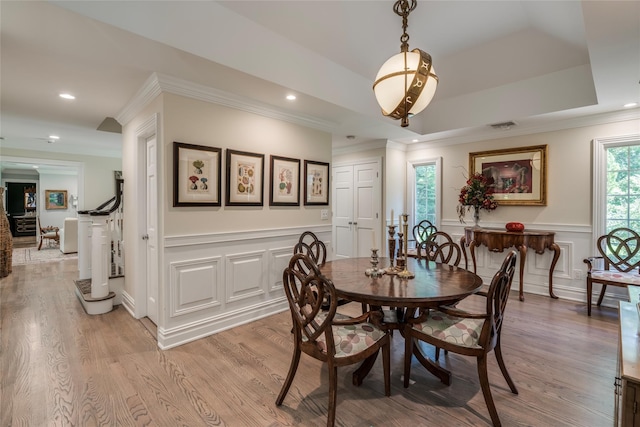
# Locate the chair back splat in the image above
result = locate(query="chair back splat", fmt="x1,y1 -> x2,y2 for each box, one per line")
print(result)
276,253 -> 390,427
417,231 -> 462,267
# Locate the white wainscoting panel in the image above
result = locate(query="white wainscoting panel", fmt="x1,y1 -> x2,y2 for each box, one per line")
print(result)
270,247 -> 294,292
225,250 -> 266,303
170,256 -> 222,318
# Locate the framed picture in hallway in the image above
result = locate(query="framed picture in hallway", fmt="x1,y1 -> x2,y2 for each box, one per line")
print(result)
44,190 -> 67,210
225,149 -> 265,206
269,155 -> 300,206
173,141 -> 222,207
304,160 -> 329,205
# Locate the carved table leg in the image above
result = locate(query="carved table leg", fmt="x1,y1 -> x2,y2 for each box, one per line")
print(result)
412,338 -> 451,385
352,352 -> 379,386
548,243 -> 560,299
517,245 -> 527,301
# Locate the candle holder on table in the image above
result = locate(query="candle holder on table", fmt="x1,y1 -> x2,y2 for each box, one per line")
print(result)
385,225 -> 398,274
396,228 -> 405,270
397,213 -> 415,279
365,248 -> 385,278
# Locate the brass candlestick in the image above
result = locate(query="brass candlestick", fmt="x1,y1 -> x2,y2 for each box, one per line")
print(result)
385,225 -> 398,274
365,248 -> 385,278
396,228 -> 405,270
398,213 -> 415,279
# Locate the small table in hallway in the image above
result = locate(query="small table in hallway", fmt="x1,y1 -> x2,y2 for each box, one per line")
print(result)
320,256 -> 483,385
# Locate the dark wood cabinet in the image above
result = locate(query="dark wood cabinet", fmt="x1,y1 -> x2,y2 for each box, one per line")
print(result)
13,215 -> 36,237
617,300 -> 640,426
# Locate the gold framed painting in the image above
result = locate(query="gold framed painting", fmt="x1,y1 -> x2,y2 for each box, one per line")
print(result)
469,144 -> 547,206
45,190 -> 68,209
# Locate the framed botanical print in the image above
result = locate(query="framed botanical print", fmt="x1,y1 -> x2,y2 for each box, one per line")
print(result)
226,149 -> 265,206
173,142 -> 222,207
304,160 -> 330,205
270,155 -> 300,206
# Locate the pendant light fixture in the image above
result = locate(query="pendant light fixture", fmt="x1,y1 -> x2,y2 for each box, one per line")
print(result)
373,0 -> 438,127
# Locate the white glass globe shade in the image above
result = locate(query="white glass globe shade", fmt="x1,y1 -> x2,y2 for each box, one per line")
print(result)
373,50 -> 437,117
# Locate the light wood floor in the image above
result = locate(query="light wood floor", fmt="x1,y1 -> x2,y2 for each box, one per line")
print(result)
1,258 -> 618,426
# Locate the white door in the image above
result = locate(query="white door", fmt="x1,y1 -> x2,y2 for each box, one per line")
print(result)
332,159 -> 381,259
145,136 -> 159,324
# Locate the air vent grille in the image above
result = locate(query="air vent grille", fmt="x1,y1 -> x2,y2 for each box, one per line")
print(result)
489,121 -> 517,130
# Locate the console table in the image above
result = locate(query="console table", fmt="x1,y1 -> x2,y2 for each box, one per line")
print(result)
461,227 -> 560,301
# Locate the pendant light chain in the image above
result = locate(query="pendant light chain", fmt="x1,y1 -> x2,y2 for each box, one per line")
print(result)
394,0 -> 416,53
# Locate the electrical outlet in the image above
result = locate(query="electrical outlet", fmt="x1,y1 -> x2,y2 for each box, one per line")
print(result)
573,269 -> 583,280
320,209 -> 329,220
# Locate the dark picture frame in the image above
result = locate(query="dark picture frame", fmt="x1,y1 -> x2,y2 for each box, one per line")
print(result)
226,149 -> 265,206
269,155 -> 300,206
469,144 -> 547,206
173,142 -> 222,207
45,190 -> 67,210
304,160 -> 330,206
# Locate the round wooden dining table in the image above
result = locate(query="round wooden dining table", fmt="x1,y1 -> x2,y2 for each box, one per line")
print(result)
320,256 -> 483,385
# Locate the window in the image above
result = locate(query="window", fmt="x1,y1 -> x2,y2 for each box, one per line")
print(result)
407,158 -> 441,229
593,135 -> 640,235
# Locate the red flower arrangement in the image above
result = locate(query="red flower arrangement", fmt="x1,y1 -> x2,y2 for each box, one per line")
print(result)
456,172 -> 498,223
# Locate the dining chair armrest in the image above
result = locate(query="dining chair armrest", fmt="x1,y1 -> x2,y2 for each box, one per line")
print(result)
437,305 -> 488,320
583,256 -> 603,272
332,310 -> 384,327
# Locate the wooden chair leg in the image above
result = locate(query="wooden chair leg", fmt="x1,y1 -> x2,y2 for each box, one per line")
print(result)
38,237 -> 43,250
596,284 -> 607,306
327,364 -> 338,427
275,347 -> 301,406
477,355 -> 502,427
403,332 -> 413,388
382,338 -> 391,396
494,339 -> 518,394
587,278 -> 592,316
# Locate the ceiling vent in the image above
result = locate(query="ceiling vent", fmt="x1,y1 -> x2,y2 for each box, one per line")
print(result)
489,121 -> 517,130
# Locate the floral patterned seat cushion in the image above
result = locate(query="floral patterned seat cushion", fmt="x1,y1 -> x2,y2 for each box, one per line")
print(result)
306,313 -> 387,358
591,269 -> 640,285
412,310 -> 484,349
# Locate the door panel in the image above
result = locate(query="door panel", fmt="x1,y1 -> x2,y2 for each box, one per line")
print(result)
146,136 -> 159,325
332,160 -> 381,259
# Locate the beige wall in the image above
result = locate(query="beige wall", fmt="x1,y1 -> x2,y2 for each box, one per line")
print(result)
404,118 -> 640,226
163,93 -> 332,235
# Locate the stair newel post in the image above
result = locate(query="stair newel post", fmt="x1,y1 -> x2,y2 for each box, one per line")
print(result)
77,211 -> 92,280
90,212 -> 110,299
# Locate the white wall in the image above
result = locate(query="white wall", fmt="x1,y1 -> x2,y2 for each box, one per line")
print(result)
38,172 -> 78,230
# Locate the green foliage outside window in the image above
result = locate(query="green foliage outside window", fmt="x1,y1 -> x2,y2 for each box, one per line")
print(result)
605,145 -> 640,233
415,164 -> 436,224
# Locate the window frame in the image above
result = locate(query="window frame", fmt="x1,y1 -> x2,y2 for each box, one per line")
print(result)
406,157 -> 442,231
593,134 -> 640,237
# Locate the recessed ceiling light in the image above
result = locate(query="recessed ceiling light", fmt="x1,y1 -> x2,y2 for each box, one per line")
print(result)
624,102 -> 638,108
32,165 -> 39,169
412,139 -> 419,143
286,94 -> 296,101
59,93 -> 75,100
49,135 -> 60,140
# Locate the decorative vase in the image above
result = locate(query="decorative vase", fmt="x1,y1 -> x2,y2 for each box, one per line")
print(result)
473,206 -> 480,227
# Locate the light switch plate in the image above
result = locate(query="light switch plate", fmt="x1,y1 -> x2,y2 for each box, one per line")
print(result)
321,209 -> 329,220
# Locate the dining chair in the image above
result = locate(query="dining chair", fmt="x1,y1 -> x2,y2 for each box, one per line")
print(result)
583,227 -> 640,316
37,216 -> 60,250
403,250 -> 518,427
417,230 -> 462,267
294,230 -> 354,310
406,219 -> 437,258
276,253 -> 391,427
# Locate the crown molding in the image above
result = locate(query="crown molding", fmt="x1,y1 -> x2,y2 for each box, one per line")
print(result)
116,72 -> 337,133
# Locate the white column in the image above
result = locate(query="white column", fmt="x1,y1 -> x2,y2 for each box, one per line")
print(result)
77,212 -> 92,280
90,214 -> 110,299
